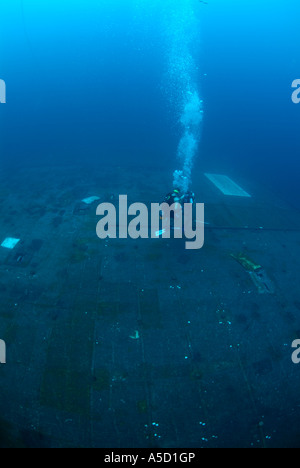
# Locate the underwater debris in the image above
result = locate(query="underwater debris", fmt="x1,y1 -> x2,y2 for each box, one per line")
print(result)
231,253 -> 262,272
249,270 -> 275,294
231,253 -> 274,294
129,330 -> 140,340
81,196 -> 100,205
1,238 -> 20,249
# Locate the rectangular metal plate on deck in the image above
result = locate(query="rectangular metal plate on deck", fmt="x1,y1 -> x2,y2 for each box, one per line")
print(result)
205,174 -> 251,198
1,238 -> 20,249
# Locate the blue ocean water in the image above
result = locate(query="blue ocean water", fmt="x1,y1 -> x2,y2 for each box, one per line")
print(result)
1,0 -> 299,207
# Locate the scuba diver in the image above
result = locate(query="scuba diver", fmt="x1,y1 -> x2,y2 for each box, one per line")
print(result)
157,188 -> 195,236
163,188 -> 195,210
